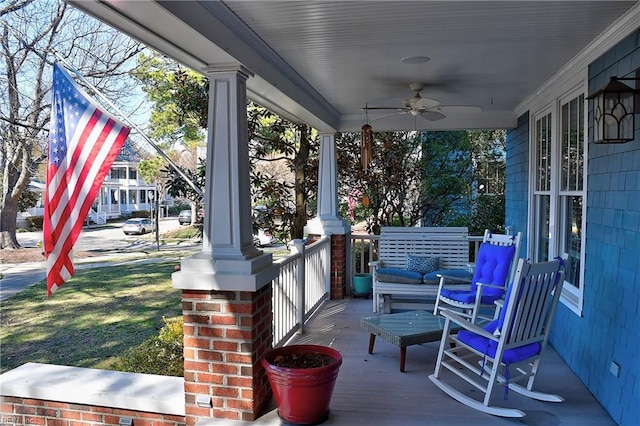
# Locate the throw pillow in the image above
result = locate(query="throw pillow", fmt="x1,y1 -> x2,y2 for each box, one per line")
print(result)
406,255 -> 439,274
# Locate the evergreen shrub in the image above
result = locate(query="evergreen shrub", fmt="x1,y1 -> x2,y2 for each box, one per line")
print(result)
112,317 -> 184,377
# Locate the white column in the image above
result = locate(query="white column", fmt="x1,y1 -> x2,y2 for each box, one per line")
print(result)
305,133 -> 350,236
173,64 -> 278,292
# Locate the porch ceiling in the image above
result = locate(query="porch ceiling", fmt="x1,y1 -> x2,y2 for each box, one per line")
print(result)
68,1 -> 638,133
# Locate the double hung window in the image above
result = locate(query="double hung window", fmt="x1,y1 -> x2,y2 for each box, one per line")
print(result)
532,90 -> 586,315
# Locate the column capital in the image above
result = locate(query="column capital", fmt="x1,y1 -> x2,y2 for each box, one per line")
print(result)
202,63 -> 254,79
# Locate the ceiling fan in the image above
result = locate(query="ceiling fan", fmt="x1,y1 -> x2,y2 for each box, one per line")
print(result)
363,83 -> 480,121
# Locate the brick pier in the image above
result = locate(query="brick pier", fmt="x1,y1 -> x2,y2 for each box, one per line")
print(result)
181,286 -> 273,424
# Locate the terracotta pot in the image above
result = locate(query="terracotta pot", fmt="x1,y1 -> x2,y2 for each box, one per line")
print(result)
262,344 -> 342,425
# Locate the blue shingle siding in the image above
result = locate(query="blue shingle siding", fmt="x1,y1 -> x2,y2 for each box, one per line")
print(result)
545,28 -> 640,426
505,112 -> 529,258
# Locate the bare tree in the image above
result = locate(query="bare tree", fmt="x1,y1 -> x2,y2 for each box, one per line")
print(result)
0,0 -> 145,248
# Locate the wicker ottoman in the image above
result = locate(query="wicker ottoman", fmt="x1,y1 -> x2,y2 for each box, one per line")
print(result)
361,310 -> 449,372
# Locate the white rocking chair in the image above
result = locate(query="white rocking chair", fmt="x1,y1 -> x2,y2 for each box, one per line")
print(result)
429,256 -> 566,418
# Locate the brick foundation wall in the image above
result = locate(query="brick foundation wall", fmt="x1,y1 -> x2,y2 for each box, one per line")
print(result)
0,397 -> 185,426
181,285 -> 272,424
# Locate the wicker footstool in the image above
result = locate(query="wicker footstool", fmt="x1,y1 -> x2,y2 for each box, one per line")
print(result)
361,310 -> 449,372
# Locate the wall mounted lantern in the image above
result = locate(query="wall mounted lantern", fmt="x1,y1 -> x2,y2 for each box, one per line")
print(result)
587,73 -> 639,144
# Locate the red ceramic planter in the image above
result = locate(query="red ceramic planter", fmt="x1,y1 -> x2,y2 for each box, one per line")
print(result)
262,344 -> 342,425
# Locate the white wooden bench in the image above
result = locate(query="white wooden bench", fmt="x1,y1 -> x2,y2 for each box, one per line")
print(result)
371,227 -> 471,313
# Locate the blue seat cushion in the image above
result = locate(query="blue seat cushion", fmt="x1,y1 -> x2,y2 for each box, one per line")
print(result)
469,243 -> 516,297
439,289 -> 503,305
457,319 -> 541,364
423,269 -> 473,284
376,267 -> 423,284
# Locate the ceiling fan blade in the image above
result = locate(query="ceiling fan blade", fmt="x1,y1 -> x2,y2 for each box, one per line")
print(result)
437,105 -> 482,113
422,110 -> 446,121
361,106 -> 406,111
371,111 -> 405,121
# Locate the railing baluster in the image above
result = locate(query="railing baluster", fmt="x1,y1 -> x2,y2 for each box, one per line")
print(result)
292,240 -> 305,334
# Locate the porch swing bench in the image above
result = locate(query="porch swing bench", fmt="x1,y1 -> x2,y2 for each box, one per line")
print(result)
370,227 -> 472,313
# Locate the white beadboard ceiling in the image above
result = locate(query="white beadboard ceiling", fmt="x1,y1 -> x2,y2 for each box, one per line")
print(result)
68,0 -> 639,132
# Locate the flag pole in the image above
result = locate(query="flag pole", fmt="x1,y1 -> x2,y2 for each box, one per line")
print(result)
49,50 -> 204,198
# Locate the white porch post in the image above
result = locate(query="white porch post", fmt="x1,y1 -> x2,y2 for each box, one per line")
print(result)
305,133 -> 350,299
173,64 -> 278,291
172,64 -> 277,424
305,133 -> 350,235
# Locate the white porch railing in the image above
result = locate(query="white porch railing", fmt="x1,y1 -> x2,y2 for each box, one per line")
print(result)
87,208 -> 107,225
98,205 -> 121,214
272,236 -> 331,347
26,207 -> 45,216
351,234 -> 380,276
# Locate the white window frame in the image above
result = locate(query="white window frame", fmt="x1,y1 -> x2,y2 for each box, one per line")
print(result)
531,106 -> 555,263
529,83 -> 587,316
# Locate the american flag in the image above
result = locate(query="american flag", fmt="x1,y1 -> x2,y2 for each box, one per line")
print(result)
43,63 -> 130,296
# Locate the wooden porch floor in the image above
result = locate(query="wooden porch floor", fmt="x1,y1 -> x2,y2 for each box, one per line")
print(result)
220,297 -> 616,426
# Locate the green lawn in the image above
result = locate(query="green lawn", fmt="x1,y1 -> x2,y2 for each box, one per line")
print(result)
0,261 -> 182,373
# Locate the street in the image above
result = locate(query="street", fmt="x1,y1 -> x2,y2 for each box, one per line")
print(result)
15,217 -> 184,252
1,218 -> 287,301
0,218 -> 188,301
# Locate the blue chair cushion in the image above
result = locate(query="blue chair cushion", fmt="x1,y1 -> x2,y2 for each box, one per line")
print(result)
439,288 -> 503,305
376,267 -> 423,284
469,242 -> 517,297
423,269 -> 473,284
457,319 -> 541,364
456,258 -> 563,365
406,255 -> 439,274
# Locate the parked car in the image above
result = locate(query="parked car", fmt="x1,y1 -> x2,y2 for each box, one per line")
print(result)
178,209 -> 192,225
178,209 -> 204,225
122,218 -> 155,235
253,226 -> 275,247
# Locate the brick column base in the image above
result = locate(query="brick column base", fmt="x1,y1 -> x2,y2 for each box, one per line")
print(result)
181,286 -> 272,425
308,233 -> 348,300
330,233 -> 348,300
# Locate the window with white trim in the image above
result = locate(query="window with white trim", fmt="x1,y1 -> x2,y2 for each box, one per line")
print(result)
531,89 -> 586,315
